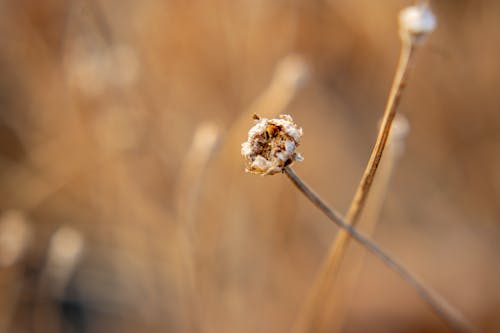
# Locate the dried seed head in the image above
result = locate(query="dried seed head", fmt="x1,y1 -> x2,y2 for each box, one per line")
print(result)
241,114 -> 303,175
399,4 -> 436,44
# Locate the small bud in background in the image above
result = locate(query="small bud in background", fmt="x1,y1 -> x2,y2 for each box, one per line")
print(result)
399,4 -> 436,44
45,226 -> 85,296
273,54 -> 310,91
241,114 -> 303,175
389,114 -> 411,157
0,210 -> 32,267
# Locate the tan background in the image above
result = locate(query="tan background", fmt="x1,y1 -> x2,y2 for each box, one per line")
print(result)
0,1 -> 499,332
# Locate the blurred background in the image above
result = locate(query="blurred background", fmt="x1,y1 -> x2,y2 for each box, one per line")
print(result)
0,0 -> 499,332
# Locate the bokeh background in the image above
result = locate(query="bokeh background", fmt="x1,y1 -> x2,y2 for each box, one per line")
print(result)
0,0 -> 499,332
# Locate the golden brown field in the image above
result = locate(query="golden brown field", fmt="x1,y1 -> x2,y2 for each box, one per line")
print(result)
0,1 -> 499,332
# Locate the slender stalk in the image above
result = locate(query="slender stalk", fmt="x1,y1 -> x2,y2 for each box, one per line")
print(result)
293,39 -> 416,333
284,166 -> 478,333
320,116 -> 411,333
346,41 -> 414,226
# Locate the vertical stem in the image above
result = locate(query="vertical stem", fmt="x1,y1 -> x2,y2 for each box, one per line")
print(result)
293,40 -> 416,333
284,167 -> 478,333
319,116 -> 411,333
346,41 -> 414,226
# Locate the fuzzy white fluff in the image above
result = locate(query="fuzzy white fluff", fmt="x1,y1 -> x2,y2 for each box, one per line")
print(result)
399,5 -> 436,43
241,114 -> 303,175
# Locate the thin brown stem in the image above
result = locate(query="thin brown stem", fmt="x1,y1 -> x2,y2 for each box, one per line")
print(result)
284,167 -> 478,333
317,116 -> 411,333
346,41 -> 414,225
293,38 -> 417,333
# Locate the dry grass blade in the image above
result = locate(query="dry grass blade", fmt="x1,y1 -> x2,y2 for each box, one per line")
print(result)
295,116 -> 410,332
322,116 -> 411,333
344,41 -> 415,227
293,35 -> 416,333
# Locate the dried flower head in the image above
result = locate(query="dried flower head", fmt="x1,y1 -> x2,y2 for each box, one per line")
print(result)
241,114 -> 303,175
399,4 -> 436,44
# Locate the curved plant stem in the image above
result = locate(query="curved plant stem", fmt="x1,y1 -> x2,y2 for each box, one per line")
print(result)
284,166 -> 478,333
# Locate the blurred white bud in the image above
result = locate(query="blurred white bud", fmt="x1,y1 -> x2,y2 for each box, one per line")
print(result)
45,226 -> 85,296
191,122 -> 219,156
399,4 -> 436,44
66,41 -> 140,98
241,114 -> 303,175
0,210 -> 32,267
47,226 -> 85,269
389,114 -> 411,157
274,54 -> 310,90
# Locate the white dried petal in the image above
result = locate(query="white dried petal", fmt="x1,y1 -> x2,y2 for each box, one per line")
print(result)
399,5 -> 436,44
241,114 -> 303,175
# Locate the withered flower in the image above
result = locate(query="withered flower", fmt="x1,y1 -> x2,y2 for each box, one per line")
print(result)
241,114 -> 303,175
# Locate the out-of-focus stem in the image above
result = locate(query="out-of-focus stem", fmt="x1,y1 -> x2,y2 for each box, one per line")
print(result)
174,122 -> 220,333
176,122 -> 220,230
